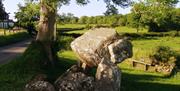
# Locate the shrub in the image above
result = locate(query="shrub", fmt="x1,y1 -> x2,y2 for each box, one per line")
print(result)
110,23 -> 119,28
55,36 -> 74,51
151,46 -> 176,64
85,24 -> 93,30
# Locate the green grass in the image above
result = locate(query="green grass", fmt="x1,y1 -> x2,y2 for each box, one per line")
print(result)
0,29 -> 26,35
0,41 -> 77,91
57,25 -> 148,34
65,29 -> 88,34
0,41 -> 51,90
132,37 -> 180,59
115,26 -> 148,33
0,25 -> 180,91
0,32 -> 30,47
57,24 -> 88,34
57,24 -> 86,29
58,51 -> 180,91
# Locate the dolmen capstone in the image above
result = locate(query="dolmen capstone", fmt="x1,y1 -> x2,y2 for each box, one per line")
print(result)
71,28 -> 132,67
55,28 -> 133,91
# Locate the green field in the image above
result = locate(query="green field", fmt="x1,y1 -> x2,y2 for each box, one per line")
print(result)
0,29 -> 26,35
0,31 -> 30,47
59,51 -> 180,91
57,24 -> 86,29
0,24 -> 180,91
115,26 -> 148,33
57,24 -> 180,91
132,37 -> 180,59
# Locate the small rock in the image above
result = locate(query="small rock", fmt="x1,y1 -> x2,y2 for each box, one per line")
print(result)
24,74 -> 55,91
54,65 -> 95,91
25,81 -> 55,91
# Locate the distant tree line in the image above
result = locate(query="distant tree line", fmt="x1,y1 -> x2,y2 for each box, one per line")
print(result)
57,7 -> 179,32
15,0 -> 179,32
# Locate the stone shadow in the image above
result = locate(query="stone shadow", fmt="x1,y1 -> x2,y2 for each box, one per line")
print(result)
121,72 -> 180,91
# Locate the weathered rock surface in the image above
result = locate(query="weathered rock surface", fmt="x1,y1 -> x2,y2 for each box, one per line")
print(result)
25,28 -> 133,91
54,65 -> 95,91
71,28 -> 132,67
24,74 -> 55,91
95,59 -> 121,91
108,39 -> 132,64
25,81 -> 55,91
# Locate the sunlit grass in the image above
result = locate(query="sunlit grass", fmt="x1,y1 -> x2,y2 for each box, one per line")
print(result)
0,25 -> 180,91
0,31 -> 30,46
57,24 -> 86,29
0,29 -> 26,36
65,29 -> 88,34
132,37 -> 180,59
115,26 -> 148,33
58,51 -> 180,90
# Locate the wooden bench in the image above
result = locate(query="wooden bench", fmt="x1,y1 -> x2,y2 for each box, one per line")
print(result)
131,59 -> 151,71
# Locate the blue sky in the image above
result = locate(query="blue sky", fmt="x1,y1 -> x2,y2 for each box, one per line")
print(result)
3,0 -> 131,20
3,0 -> 180,20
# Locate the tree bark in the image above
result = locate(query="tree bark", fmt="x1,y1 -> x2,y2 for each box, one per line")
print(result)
36,0 -> 56,65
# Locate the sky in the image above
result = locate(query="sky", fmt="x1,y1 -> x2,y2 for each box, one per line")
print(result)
3,0 -> 131,20
3,0 -> 180,21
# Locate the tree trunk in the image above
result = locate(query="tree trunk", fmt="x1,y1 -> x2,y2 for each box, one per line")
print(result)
36,0 -> 56,65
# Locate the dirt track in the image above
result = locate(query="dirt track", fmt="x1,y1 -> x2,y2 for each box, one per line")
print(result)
0,40 -> 31,64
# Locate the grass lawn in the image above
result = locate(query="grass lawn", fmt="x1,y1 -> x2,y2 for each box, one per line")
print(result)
0,42 -> 76,91
59,51 -> 180,91
132,37 -> 180,59
0,31 -> 30,47
65,29 -> 88,34
57,24 -> 88,34
115,26 -> 148,33
0,25 -> 179,91
57,24 -> 148,34
57,24 -> 86,29
0,29 -> 26,35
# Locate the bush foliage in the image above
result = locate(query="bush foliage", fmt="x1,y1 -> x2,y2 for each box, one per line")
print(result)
152,46 -> 177,63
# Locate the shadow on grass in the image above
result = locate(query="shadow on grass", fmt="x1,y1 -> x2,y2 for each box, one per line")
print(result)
132,36 -> 158,40
48,57 -> 180,91
57,28 -> 84,33
121,72 -> 180,91
45,57 -> 78,83
58,33 -> 82,38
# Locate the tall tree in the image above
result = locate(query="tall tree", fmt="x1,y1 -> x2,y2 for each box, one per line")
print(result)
0,0 -> 8,20
104,4 -> 119,16
132,0 -> 179,32
31,0 -> 131,65
15,2 -> 40,28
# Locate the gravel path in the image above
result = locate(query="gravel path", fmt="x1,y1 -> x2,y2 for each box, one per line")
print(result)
0,40 -> 31,64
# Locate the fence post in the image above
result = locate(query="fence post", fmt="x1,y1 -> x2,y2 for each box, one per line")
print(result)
3,29 -> 6,35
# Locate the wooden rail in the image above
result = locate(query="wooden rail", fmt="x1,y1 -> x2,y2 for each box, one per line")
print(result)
131,59 -> 151,71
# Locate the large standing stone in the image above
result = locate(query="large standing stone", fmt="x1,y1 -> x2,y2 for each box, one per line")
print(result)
95,59 -> 121,91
